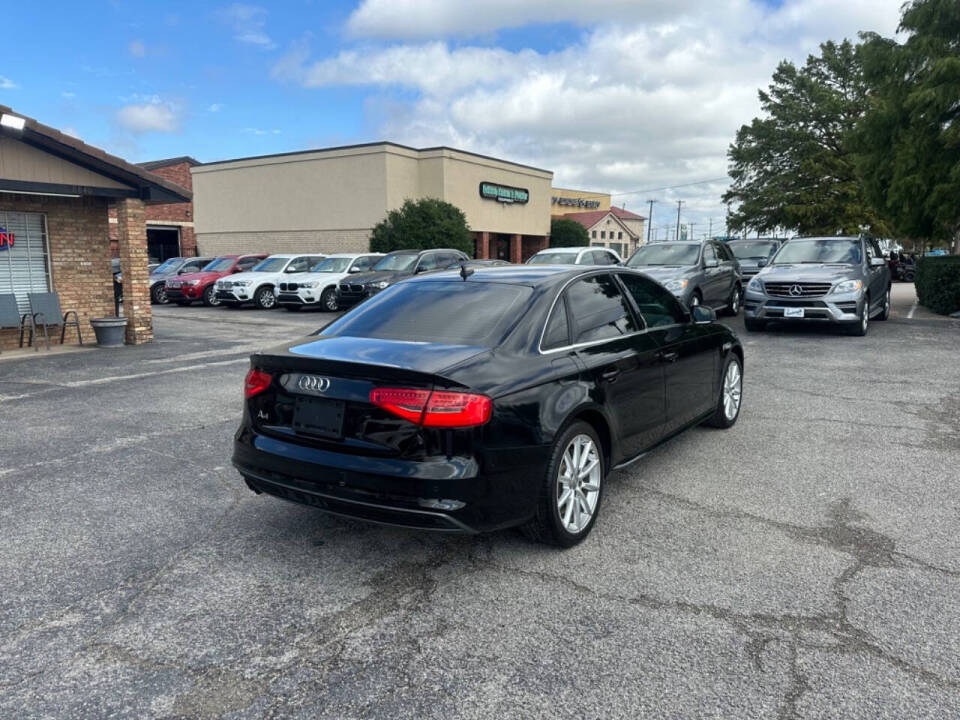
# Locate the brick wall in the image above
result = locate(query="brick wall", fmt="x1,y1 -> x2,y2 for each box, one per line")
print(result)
108,160 -> 195,257
196,229 -> 372,257
0,193 -> 114,350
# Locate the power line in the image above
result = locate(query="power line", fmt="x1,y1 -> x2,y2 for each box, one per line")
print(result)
610,177 -> 730,199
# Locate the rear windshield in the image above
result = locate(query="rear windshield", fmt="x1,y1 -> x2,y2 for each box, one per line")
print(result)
627,244 -> 700,266
322,281 -> 532,346
153,258 -> 180,273
774,239 -> 861,265
252,257 -> 288,273
202,257 -> 234,272
373,254 -> 418,272
527,252 -> 578,265
730,241 -> 778,260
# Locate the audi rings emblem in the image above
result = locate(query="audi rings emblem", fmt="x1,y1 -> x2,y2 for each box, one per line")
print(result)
789,284 -> 803,297
297,375 -> 331,393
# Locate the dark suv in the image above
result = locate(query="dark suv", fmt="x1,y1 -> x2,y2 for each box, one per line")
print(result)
626,240 -> 742,314
337,248 -> 470,308
727,238 -> 783,281
743,235 -> 891,336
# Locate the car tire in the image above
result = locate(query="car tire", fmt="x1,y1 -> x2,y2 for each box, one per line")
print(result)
151,283 -> 168,304
744,318 -> 766,332
253,286 -> 277,310
704,354 -> 743,429
877,285 -> 891,321
848,295 -> 869,336
520,420 -> 604,548
321,286 -> 339,312
202,285 -> 220,307
722,284 -> 742,316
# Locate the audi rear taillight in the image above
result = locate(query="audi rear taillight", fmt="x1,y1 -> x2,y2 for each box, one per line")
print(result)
370,387 -> 492,428
244,368 -> 272,399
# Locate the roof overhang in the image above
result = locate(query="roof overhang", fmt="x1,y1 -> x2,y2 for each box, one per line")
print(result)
0,105 -> 191,204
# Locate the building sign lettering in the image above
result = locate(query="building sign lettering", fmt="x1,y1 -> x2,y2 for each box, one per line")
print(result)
552,196 -> 601,209
0,227 -> 14,251
480,182 -> 529,204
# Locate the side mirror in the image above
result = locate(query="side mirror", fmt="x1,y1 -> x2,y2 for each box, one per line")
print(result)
691,305 -> 716,324
284,266 -> 297,273
870,256 -> 886,267
757,259 -> 768,268
704,257 -> 719,269
348,266 -> 362,273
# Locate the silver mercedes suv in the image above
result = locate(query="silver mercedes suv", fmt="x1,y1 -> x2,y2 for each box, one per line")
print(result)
743,236 -> 891,336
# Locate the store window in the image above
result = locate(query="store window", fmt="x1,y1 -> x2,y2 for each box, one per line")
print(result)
0,211 -> 52,314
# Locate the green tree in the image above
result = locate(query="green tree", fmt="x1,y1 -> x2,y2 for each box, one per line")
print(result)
855,0 -> 960,248
370,198 -> 473,255
549,217 -> 590,247
723,40 -> 889,236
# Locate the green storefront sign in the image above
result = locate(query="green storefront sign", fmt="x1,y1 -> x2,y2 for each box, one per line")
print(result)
479,182 -> 529,204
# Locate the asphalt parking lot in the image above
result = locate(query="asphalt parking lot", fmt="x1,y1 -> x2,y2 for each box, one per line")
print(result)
2,285 -> 959,719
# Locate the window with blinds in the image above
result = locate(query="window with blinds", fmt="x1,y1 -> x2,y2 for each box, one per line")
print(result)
0,211 -> 52,315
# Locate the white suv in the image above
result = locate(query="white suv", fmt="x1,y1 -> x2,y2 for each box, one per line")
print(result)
214,254 -> 326,309
525,246 -> 622,266
276,253 -> 383,311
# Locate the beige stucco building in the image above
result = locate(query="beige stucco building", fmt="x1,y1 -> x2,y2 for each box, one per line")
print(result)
192,142 -> 554,262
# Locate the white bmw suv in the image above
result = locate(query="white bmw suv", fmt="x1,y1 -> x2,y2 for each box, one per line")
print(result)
214,254 -> 326,309
276,253 -> 383,311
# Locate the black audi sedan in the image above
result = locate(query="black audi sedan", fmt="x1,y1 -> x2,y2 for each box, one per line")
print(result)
234,266 -> 744,547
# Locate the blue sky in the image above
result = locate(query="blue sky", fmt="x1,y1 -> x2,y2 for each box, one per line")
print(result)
0,0 -> 901,234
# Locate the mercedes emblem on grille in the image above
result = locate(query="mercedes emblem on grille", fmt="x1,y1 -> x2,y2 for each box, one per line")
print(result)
297,375 -> 331,393
789,284 -> 803,297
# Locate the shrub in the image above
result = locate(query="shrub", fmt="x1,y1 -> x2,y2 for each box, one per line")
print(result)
549,218 -> 590,247
915,256 -> 960,315
370,198 -> 472,255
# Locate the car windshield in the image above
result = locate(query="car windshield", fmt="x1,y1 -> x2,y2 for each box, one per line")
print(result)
322,281 -> 532,346
312,257 -> 352,273
730,242 -> 778,260
202,257 -> 234,272
773,239 -> 862,265
373,254 -> 418,272
627,244 -> 700,266
251,258 -> 288,273
153,258 -> 180,274
527,252 -> 578,265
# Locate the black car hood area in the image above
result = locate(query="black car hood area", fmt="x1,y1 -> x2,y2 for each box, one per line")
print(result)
283,335 -> 489,376
346,270 -> 412,285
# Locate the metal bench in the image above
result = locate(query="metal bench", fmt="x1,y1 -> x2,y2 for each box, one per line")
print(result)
25,292 -> 83,350
0,293 -> 42,353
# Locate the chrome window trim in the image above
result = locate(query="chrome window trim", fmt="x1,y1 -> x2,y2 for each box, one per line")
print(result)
537,269 -> 687,355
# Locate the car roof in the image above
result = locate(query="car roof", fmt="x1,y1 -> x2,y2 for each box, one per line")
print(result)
325,252 -> 384,258
790,236 -> 861,241
532,246 -> 591,254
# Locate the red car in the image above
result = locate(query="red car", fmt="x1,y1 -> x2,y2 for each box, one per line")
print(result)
165,254 -> 266,306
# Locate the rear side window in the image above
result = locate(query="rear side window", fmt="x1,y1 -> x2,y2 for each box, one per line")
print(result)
619,272 -> 687,328
322,281 -> 532,346
352,256 -> 378,271
703,244 -> 718,264
565,274 -> 638,344
542,298 -> 570,350
237,257 -> 261,271
417,253 -> 443,272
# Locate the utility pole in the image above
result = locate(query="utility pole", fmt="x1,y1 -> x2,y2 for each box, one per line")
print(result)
675,200 -> 684,241
646,199 -> 656,245
708,218 -> 713,238
689,223 -> 696,241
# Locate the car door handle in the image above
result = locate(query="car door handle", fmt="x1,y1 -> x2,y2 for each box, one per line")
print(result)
600,367 -> 621,383
659,350 -> 680,364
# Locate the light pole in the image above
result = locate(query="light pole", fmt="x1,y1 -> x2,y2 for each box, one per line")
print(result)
646,199 -> 656,245
675,200 -> 684,241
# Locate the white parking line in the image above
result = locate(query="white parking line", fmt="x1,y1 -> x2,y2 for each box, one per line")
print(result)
907,302 -> 918,319
63,358 -> 249,387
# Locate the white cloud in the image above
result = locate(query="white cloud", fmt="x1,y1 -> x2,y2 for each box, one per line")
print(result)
208,103 -> 223,112
0,75 -> 17,89
116,99 -> 180,134
285,0 -> 901,230
242,127 -> 281,135
129,39 -> 146,57
61,91 -> 76,98
221,4 -> 275,49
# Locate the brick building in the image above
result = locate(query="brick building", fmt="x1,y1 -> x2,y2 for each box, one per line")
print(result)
108,156 -> 198,262
0,105 -> 191,350
558,206 -> 646,259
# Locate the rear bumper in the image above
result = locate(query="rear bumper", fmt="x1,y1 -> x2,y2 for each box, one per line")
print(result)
233,427 -> 549,533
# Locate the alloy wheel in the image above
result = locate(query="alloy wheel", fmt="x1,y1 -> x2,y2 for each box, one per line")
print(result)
556,434 -> 601,534
260,289 -> 276,309
206,286 -> 220,306
861,305 -> 869,333
723,361 -> 742,421
154,285 -> 168,304
730,288 -> 740,314
323,288 -> 338,311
